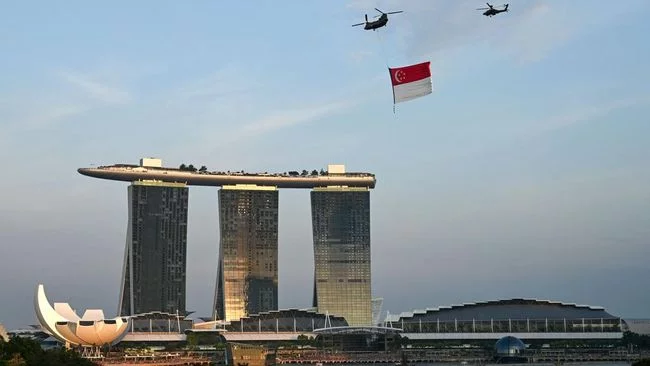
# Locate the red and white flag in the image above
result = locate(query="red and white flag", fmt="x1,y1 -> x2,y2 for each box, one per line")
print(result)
388,61 -> 432,104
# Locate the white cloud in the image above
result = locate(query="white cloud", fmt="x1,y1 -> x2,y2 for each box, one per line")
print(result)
172,66 -> 260,103
347,0 -> 645,64
415,94 -> 650,167
0,93 -> 90,135
237,100 -> 353,137
169,98 -> 357,162
21,104 -> 90,130
349,49 -> 374,64
58,70 -> 131,104
0,67 -> 136,148
114,65 -> 364,162
521,95 -> 650,137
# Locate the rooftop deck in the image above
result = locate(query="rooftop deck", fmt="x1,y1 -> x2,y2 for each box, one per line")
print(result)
78,165 -> 376,189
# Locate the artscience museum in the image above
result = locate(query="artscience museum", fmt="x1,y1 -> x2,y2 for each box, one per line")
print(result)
34,284 -> 130,354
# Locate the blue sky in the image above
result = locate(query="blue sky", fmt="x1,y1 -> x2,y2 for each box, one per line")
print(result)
1,0 -> 649,329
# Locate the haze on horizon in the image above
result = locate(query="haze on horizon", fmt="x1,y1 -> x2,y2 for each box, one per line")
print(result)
1,0 -> 649,330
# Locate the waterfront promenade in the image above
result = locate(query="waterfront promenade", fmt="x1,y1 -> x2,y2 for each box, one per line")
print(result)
274,348 -> 649,364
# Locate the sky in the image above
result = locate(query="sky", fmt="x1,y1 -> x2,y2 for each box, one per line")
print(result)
1,0 -> 649,329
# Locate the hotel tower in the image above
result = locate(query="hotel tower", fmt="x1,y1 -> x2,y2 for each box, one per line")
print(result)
311,184 -> 372,326
213,185 -> 279,322
118,177 -> 189,316
79,159 -> 375,325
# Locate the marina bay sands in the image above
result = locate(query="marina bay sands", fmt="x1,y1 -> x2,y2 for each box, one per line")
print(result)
77,157 -> 377,327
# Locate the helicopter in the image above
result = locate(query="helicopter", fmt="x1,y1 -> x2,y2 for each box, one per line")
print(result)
352,8 -> 403,31
476,3 -> 509,17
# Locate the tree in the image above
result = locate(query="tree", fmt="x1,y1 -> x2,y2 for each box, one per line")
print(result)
186,333 -> 198,350
622,331 -> 650,349
319,169 -> 326,175
311,170 -> 318,176
301,169 -> 308,176
0,336 -> 96,365
296,334 -> 310,346
187,164 -> 197,172
199,165 -> 207,172
179,163 -> 187,170
7,353 -> 26,365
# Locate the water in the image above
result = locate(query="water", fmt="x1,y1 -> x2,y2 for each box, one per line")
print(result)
317,363 -> 632,366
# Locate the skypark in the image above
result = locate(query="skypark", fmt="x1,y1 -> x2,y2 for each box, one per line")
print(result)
78,160 -> 376,189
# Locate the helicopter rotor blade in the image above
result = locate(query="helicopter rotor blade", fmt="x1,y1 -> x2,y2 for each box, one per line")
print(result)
476,7 -> 489,10
365,13 -> 368,22
352,23 -> 365,27
374,8 -> 385,14
385,11 -> 403,14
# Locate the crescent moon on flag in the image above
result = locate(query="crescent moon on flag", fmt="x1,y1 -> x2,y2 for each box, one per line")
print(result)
394,70 -> 406,83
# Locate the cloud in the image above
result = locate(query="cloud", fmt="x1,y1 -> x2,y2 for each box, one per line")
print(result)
58,70 -> 131,104
173,98 -> 356,161
521,94 -> 650,137
1,69 -> 130,135
0,94 -> 90,135
0,67 -> 137,149
172,66 -> 261,103
145,59 -> 374,156
346,0 -> 644,64
495,2 -> 575,63
349,50 -> 374,64
21,104 -> 90,130
237,100 -> 354,137
418,94 -> 650,167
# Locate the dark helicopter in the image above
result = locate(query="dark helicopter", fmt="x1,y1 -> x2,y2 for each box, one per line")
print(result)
476,3 -> 509,17
352,8 -> 403,31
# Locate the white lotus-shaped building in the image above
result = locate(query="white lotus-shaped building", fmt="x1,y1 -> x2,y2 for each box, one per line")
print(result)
34,284 -> 130,347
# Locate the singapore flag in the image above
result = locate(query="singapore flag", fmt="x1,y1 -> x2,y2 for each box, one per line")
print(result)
388,61 -> 432,104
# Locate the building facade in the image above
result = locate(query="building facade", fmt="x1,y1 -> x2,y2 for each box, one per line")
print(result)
119,181 -> 189,316
311,187 -> 372,326
384,299 -> 624,340
214,185 -> 279,322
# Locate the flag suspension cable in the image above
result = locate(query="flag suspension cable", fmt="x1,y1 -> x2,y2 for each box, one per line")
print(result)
375,30 -> 390,69
375,31 -> 396,113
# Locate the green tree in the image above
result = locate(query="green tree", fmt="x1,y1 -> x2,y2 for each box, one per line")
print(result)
6,352 -> 26,365
296,334 -> 310,346
186,333 -> 198,350
311,170 -> 318,176
179,163 -> 187,170
622,331 -> 650,349
301,170 -> 308,176
199,165 -> 207,172
0,336 -> 96,366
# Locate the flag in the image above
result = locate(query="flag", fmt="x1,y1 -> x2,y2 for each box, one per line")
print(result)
388,61 -> 432,104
